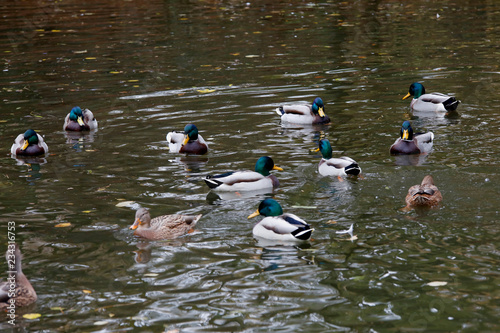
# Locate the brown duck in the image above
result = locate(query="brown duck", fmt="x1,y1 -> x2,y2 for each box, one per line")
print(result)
129,208 -> 202,240
0,244 -> 37,309
405,175 -> 443,209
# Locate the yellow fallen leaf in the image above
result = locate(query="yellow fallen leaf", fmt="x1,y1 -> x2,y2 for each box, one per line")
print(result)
82,210 -> 92,213
109,71 -> 121,74
197,89 -> 215,93
23,313 -> 41,320
85,57 -> 96,60
326,220 -> 337,224
51,307 -> 65,312
55,223 -> 71,228
83,289 -> 92,294
128,79 -> 139,82
116,201 -> 135,207
51,30 -> 61,32
230,52 -> 240,56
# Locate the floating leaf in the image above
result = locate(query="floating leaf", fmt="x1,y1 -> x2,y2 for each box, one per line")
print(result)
245,54 -> 259,58
83,289 -> 92,294
116,201 -> 135,207
82,210 -> 92,214
73,50 -> 87,54
109,71 -> 121,74
55,223 -> 71,228
326,220 -> 337,224
230,52 -> 240,56
291,205 -> 317,209
426,281 -> 448,287
85,57 -> 96,60
197,89 -> 215,93
144,273 -> 159,277
51,307 -> 65,312
94,320 -> 108,326
23,313 -> 41,320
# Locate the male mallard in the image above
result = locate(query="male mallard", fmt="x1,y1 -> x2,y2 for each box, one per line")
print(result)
0,244 -> 37,309
166,124 -> 208,155
204,156 -> 283,192
248,199 -> 314,241
390,121 -> 434,155
129,208 -> 202,240
276,97 -> 331,125
63,106 -> 98,131
403,82 -> 459,113
405,175 -> 443,209
316,139 -> 361,179
11,129 -> 48,156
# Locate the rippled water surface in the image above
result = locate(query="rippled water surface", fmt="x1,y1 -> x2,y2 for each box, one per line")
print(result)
1,0 -> 499,331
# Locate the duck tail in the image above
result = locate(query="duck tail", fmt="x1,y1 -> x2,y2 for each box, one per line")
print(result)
204,176 -> 222,189
344,163 -> 361,176
275,107 -> 285,116
291,227 -> 314,240
442,97 -> 460,112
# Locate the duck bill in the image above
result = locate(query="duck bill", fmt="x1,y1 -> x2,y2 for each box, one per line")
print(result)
313,148 -> 320,152
182,135 -> 190,146
402,129 -> 409,140
273,165 -> 283,171
402,92 -> 411,100
247,210 -> 260,219
21,140 -> 29,151
129,218 -> 141,230
318,107 -> 325,117
77,116 -> 85,126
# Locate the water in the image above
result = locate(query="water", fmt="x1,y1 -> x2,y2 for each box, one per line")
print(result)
1,0 -> 499,331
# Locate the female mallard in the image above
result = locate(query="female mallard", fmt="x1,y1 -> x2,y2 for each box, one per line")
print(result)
166,124 -> 208,155
405,175 -> 443,209
316,139 -> 361,179
0,244 -> 37,309
130,208 -> 202,240
403,82 -> 459,113
248,199 -> 314,241
11,129 -> 48,156
63,106 -> 98,131
390,121 -> 434,155
204,156 -> 283,192
276,97 -> 331,125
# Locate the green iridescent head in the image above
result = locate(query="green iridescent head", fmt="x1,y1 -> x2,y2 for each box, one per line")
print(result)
311,97 -> 325,117
317,139 -> 333,159
403,82 -> 425,100
254,156 -> 283,176
249,198 -> 284,218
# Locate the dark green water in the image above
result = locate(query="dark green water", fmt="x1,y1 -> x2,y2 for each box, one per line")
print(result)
1,0 -> 499,331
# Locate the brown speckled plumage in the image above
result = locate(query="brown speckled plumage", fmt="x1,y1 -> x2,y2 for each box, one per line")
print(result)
405,175 -> 443,209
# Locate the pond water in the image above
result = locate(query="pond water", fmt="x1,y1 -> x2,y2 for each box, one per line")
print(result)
1,0 -> 499,331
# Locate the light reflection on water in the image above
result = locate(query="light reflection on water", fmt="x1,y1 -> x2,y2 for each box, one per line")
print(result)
0,0 -> 499,332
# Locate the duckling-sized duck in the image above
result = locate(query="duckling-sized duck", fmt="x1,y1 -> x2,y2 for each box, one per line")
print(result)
390,121 -> 434,155
166,124 -> 208,155
316,139 -> 361,179
276,97 -> 331,125
248,199 -> 314,241
130,208 -> 202,240
0,244 -> 37,309
11,129 -> 48,156
63,106 -> 98,131
403,82 -> 460,113
405,175 -> 443,209
204,156 -> 283,192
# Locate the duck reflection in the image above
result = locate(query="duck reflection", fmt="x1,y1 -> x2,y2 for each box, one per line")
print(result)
11,156 -> 47,184
206,187 -> 274,203
169,156 -> 209,173
279,124 -> 329,145
256,242 -> 314,272
63,130 -> 98,151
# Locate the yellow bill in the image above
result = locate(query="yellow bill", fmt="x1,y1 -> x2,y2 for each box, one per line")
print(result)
318,107 -> 325,117
402,92 -> 411,100
77,116 -> 85,126
402,129 -> 409,140
182,135 -> 190,146
21,140 -> 29,150
273,165 -> 283,171
248,210 -> 260,219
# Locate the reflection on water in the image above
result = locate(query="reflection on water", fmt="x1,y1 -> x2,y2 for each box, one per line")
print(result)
1,0 -> 499,332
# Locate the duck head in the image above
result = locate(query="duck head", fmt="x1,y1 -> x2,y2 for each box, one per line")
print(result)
21,129 -> 39,151
130,208 -> 152,230
254,156 -> 283,176
311,97 -> 325,117
400,121 -> 414,140
403,82 -> 425,100
315,139 -> 333,159
69,107 -> 85,127
182,124 -> 199,145
248,198 -> 283,218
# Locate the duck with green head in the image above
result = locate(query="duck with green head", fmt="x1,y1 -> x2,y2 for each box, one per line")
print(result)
63,106 -> 98,131
390,121 -> 434,155
276,97 -> 331,125
403,82 -> 459,113
248,199 -> 314,242
204,156 -> 283,192
167,124 -> 208,155
11,129 -> 49,156
316,139 -> 361,179
404,175 -> 443,210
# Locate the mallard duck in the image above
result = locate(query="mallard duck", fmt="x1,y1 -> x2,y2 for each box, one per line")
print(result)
204,156 -> 283,192
390,121 -> 434,155
316,139 -> 361,179
248,199 -> 314,241
129,208 -> 202,240
0,244 -> 37,309
403,82 -> 459,113
275,97 -> 331,125
166,124 -> 208,155
10,129 -> 48,156
63,106 -> 98,131
405,175 -> 443,209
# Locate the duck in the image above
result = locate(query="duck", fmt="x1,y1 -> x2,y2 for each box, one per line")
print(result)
129,208 -> 202,240
403,82 -> 460,113
248,199 -> 314,241
275,97 -> 331,125
0,244 -> 37,309
166,124 -> 208,155
63,106 -> 98,131
10,129 -> 48,156
405,175 -> 443,209
390,121 -> 434,155
204,156 -> 283,192
316,139 -> 361,179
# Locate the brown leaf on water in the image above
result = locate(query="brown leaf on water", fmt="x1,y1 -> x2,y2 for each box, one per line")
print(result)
55,223 -> 71,228
83,289 -> 92,294
326,220 -> 337,224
